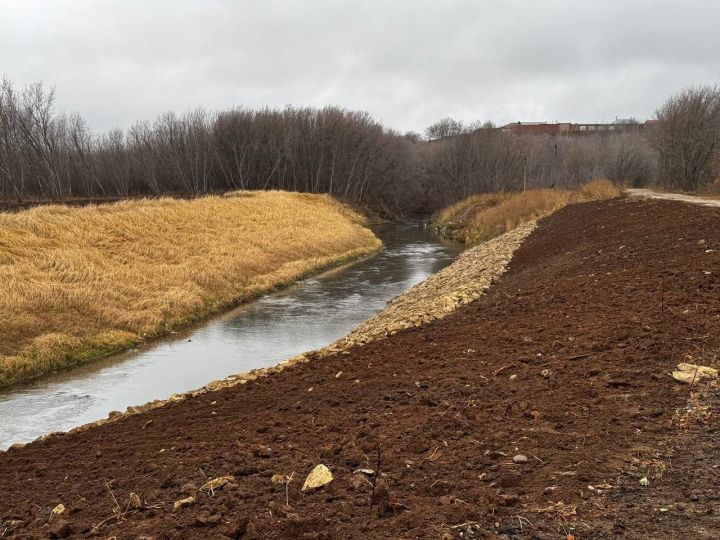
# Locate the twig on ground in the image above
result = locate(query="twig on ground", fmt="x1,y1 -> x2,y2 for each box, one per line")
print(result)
285,472 -> 295,507
493,365 -> 513,377
684,364 -> 701,407
92,480 -> 138,534
582,404 -> 592,448
104,480 -> 121,514
425,447 -> 440,461
450,521 -> 480,529
369,448 -> 382,514
89,509 -> 137,535
68,497 -> 87,512
660,275 -> 664,317
498,288 -> 514,299
90,515 -> 117,535
568,353 -> 593,361
513,514 -> 535,530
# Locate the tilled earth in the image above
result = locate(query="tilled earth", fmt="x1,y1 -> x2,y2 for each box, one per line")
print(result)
2,197 -> 720,539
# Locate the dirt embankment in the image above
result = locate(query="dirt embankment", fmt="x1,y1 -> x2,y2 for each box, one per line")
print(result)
2,196 -> 720,539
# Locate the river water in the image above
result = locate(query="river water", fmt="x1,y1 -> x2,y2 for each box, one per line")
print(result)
0,224 -> 461,448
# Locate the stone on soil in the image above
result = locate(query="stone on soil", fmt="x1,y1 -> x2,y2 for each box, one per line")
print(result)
173,496 -> 195,510
672,363 -> 718,384
128,492 -> 142,509
301,464 -> 333,491
50,503 -> 66,516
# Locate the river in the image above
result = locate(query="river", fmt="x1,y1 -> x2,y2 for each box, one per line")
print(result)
0,224 -> 461,448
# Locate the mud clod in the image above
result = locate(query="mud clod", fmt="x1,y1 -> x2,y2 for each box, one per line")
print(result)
48,519 -> 73,538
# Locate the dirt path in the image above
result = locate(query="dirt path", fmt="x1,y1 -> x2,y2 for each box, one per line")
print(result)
626,188 -> 720,207
2,196 -> 720,539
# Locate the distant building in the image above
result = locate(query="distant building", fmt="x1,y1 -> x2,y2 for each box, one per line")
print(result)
500,122 -> 572,135
501,119 -> 655,136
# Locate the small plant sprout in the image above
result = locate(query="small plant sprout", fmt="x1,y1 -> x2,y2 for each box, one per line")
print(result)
271,472 -> 295,507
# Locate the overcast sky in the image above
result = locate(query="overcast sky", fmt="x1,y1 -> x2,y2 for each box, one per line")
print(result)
2,0 -> 719,134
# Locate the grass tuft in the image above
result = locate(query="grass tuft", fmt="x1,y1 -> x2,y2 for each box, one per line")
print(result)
0,191 -> 381,387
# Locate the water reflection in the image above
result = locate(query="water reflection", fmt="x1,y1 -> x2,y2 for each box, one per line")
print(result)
0,224 -> 461,447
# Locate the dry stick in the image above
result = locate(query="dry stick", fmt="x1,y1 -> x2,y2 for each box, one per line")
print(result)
513,514 -> 535,531
493,364 -> 513,377
104,480 -> 121,514
369,448 -> 382,513
582,404 -> 592,448
284,471 -> 294,507
684,364 -> 701,408
91,480 -> 135,534
90,504 -> 136,535
659,273 -> 666,321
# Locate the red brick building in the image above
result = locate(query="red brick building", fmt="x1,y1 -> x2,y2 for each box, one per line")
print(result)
501,119 -> 655,135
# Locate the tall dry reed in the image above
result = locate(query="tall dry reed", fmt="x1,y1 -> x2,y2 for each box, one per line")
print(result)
0,191 -> 380,386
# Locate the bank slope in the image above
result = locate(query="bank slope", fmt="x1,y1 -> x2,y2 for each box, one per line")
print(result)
2,197 -> 720,539
0,191 -> 381,387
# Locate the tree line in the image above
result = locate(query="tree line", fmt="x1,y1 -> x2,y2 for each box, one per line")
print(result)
1,76 -> 718,215
419,127 -> 656,209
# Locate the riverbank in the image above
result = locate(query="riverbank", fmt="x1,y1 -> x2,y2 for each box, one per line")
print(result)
0,224 -> 459,448
434,179 -> 619,244
2,196 -> 719,538
0,191 -> 381,387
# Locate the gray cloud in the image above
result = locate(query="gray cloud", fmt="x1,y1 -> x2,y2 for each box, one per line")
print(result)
2,0 -> 719,133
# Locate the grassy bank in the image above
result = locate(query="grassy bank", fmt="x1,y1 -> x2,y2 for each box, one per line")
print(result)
434,179 -> 620,244
0,191 -> 381,387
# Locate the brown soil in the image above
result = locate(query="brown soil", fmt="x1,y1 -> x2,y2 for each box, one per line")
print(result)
2,196 -> 720,539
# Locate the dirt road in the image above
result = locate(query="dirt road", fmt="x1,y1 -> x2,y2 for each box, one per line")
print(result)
626,187 -> 720,207
2,196 -> 719,538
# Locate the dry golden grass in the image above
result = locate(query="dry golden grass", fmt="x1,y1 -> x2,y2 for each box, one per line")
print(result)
436,179 -> 620,244
435,193 -> 507,225
576,178 -> 622,200
0,191 -> 381,386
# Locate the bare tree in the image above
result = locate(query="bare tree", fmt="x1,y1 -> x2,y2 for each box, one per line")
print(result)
425,118 -> 465,141
654,86 -> 720,191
